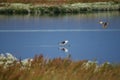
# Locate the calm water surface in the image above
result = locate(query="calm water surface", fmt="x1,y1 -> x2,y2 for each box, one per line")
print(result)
0,12 -> 120,64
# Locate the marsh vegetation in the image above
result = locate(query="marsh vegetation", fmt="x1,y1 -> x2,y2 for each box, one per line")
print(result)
0,1 -> 120,14
0,0 -> 120,4
0,53 -> 120,80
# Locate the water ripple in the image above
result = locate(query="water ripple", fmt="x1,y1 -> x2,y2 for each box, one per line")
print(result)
0,29 -> 120,32
24,45 -> 58,47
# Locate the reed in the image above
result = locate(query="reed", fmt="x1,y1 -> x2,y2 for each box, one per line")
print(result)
0,54 -> 120,80
0,2 -> 120,15
0,0 -> 120,4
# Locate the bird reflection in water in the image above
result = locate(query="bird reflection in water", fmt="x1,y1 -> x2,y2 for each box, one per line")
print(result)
59,47 -> 68,53
59,40 -> 71,59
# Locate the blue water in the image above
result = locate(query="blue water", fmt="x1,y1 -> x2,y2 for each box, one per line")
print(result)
0,12 -> 120,64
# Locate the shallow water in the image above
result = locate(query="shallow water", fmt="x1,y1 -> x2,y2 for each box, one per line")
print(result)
0,12 -> 120,64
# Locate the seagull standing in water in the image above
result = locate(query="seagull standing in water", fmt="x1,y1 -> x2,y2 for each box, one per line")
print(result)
59,40 -> 69,46
99,20 -> 109,29
59,40 -> 71,58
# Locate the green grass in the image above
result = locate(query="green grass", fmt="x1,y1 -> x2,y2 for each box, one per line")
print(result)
0,2 -> 120,15
0,54 -> 120,80
0,0 -> 120,4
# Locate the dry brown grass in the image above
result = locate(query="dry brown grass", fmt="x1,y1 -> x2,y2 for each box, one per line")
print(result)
0,54 -> 120,80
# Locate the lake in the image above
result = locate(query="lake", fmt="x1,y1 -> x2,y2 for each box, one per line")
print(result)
0,11 -> 120,64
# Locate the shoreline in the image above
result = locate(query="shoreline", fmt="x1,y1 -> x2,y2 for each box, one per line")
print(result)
0,2 -> 120,15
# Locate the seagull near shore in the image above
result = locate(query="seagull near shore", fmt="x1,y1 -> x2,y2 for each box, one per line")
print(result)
59,40 -> 69,46
99,20 -> 109,29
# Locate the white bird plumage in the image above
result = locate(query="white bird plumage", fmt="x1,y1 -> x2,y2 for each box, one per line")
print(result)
99,20 -> 109,29
59,40 -> 69,46
59,47 -> 68,53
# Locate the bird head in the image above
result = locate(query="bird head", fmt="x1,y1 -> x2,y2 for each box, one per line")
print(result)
99,20 -> 103,24
65,40 -> 69,43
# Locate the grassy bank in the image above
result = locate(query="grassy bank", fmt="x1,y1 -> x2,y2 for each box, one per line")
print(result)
0,2 -> 120,15
0,53 -> 120,80
0,0 -> 120,4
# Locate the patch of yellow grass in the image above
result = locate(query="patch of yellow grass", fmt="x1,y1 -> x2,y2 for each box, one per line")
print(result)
0,54 -> 120,80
